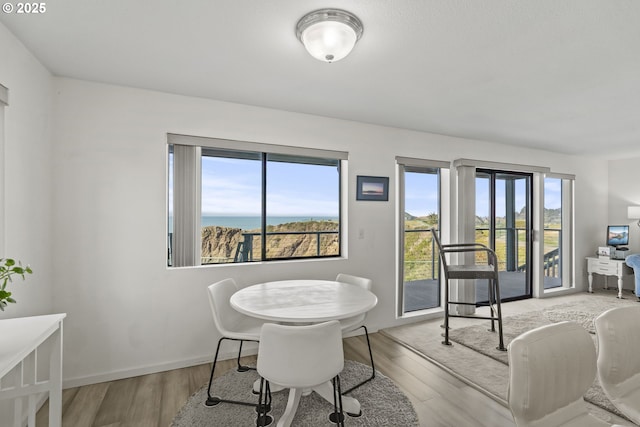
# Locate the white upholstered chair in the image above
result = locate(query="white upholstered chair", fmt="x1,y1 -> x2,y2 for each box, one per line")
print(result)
336,273 -> 375,393
205,278 -> 264,408
594,305 -> 640,425
508,321 -> 617,427
256,320 -> 345,427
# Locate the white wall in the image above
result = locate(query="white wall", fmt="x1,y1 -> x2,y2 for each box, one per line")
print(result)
608,156 -> 640,290
0,23 -> 53,318
608,156 -> 640,251
50,77 -> 610,386
0,19 -> 613,386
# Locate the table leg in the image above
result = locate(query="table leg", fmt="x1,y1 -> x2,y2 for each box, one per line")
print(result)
313,381 -> 361,416
588,272 -> 593,293
253,378 -> 285,393
276,388 -> 302,427
252,380 -> 360,424
49,323 -> 63,427
617,275 -> 624,299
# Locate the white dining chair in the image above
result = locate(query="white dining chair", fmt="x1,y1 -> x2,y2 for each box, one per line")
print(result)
594,305 -> 640,425
336,273 -> 375,394
205,278 -> 264,408
256,320 -> 345,427
508,321 -> 619,427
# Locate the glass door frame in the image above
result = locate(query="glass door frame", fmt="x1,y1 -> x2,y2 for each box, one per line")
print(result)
476,168 -> 534,303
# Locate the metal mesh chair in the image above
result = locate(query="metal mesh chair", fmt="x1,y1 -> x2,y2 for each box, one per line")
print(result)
431,228 -> 505,351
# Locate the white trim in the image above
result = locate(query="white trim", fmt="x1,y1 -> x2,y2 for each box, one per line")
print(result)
62,325 -> 375,389
62,347 -> 255,389
395,156 -> 449,169
397,163 -> 406,317
546,171 -> 576,180
168,133 -> 348,160
452,158 -> 550,174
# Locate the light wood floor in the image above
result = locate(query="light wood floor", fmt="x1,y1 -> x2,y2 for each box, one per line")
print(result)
35,331 -> 515,427
35,289 -> 637,426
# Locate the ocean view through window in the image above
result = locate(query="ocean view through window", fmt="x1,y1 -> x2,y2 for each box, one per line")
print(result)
168,136 -> 345,266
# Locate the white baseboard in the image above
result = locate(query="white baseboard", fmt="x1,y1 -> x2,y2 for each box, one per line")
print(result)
63,327 -> 377,389
63,346 -> 258,389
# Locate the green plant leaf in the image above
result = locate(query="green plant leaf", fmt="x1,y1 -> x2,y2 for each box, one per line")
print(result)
0,258 -> 32,310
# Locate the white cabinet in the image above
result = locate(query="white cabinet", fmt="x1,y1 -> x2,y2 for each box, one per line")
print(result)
586,257 -> 632,298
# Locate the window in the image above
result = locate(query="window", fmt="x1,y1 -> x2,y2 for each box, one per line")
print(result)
397,157 -> 449,315
543,174 -> 574,290
168,135 -> 345,267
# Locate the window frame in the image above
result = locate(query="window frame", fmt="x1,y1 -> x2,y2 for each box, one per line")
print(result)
168,134 -> 346,267
396,156 -> 450,317
542,173 -> 575,293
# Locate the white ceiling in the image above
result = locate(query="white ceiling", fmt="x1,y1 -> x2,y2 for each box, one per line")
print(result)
2,0 -> 639,158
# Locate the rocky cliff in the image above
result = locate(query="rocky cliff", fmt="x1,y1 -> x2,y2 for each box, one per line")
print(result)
201,220 -> 339,263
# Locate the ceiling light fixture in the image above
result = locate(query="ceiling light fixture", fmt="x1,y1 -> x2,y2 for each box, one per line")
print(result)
296,8 -> 363,63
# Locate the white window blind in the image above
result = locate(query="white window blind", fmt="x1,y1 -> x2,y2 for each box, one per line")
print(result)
172,145 -> 201,267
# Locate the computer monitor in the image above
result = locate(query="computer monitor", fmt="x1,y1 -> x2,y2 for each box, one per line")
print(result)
607,225 -> 629,247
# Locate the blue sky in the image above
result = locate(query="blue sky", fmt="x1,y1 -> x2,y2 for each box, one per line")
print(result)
403,171 -> 562,218
170,154 -> 562,218
404,171 -> 439,217
200,157 -> 339,216
543,177 -> 562,210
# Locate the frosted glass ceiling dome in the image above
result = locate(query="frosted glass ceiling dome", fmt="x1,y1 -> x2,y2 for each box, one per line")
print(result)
296,9 -> 364,63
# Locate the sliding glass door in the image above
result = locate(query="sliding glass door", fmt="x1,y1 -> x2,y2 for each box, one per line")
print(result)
476,169 -> 533,302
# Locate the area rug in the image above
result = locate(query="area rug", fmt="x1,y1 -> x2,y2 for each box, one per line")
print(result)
171,360 -> 419,426
381,291 -> 639,426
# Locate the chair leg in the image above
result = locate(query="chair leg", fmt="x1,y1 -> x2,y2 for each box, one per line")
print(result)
236,340 -> 252,372
205,337 -> 259,408
488,278 -> 496,333
442,277 -> 452,346
329,376 -> 345,426
205,337 -> 225,406
493,278 -> 506,351
256,378 -> 273,427
342,325 -> 375,395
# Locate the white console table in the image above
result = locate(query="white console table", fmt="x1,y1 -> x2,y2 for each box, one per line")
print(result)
586,256 -> 633,299
0,313 -> 66,427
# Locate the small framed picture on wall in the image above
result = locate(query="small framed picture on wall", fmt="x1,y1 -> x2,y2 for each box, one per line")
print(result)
356,175 -> 389,201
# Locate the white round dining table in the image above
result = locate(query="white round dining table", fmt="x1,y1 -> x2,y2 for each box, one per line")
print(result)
230,279 -> 378,324
229,279 -> 378,423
